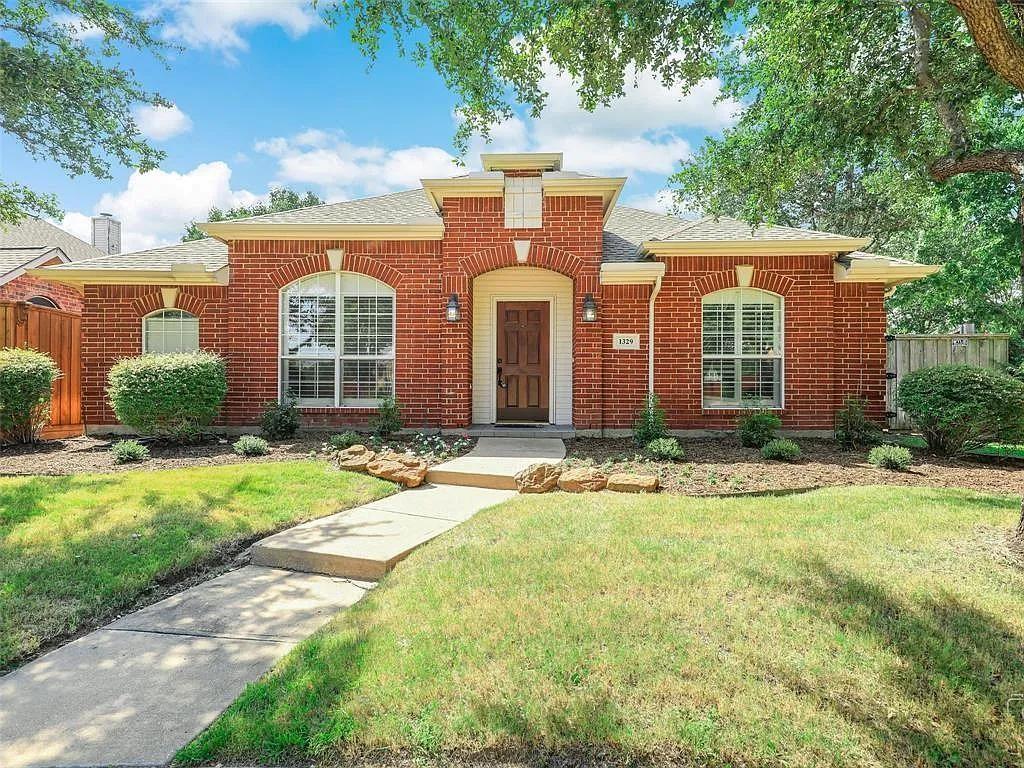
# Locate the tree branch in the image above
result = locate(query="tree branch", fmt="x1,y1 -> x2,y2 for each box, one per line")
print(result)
907,4 -> 969,151
930,148 -> 1024,180
949,0 -> 1024,91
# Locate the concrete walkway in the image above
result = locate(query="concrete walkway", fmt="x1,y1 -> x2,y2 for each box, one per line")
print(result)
426,437 -> 565,489
0,480 -> 516,768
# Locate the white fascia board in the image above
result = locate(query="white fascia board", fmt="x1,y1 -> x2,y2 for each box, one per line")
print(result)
600,261 -> 667,285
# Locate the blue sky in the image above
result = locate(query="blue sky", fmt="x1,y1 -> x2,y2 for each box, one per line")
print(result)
5,1 -> 739,252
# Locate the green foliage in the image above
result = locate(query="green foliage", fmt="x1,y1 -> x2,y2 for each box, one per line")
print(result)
835,397 -> 882,449
327,431 -> 361,450
0,347 -> 59,445
867,445 -> 913,471
633,393 -> 667,446
646,437 -> 684,461
896,365 -> 1024,456
371,396 -> 403,437
737,410 -> 781,448
0,2 -> 169,225
260,400 -> 300,440
111,439 -> 149,464
760,438 -> 802,462
183,189 -> 324,241
106,352 -> 227,443
233,435 -> 271,457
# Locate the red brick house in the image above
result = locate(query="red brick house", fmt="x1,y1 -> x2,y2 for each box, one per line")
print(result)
34,152 -> 938,435
1,217 -> 105,312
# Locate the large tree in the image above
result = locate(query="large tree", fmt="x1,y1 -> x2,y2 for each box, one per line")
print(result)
181,188 -> 325,241
0,1 -> 170,227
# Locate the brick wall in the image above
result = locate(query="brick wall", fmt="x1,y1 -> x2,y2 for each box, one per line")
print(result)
833,282 -> 888,420
601,283 -> 651,427
0,271 -> 83,313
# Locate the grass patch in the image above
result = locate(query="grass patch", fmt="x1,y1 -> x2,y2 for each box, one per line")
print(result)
892,434 -> 1024,460
179,486 -> 1024,768
0,461 -> 395,669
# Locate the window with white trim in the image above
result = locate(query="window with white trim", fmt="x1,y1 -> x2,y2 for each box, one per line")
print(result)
701,288 -> 783,408
143,309 -> 199,354
504,176 -> 542,228
280,272 -> 395,407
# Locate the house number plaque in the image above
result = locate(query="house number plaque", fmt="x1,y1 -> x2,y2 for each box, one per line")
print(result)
612,333 -> 640,350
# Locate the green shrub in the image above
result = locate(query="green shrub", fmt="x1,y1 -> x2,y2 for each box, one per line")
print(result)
835,397 -> 882,449
646,436 -> 684,461
106,352 -> 227,443
867,444 -> 913,471
0,347 -> 60,445
233,435 -> 271,456
260,400 -> 299,439
371,396 -> 403,437
111,439 -> 149,464
760,438 -> 802,462
737,410 -> 781,448
633,393 -> 667,445
896,364 -> 1024,456
327,431 -> 361,450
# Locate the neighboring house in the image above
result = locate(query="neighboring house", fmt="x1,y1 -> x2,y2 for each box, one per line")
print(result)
34,152 -> 939,435
0,217 -> 108,312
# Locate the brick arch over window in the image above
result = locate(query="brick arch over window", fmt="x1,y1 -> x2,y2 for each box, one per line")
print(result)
269,254 -> 403,291
459,242 -> 585,281
129,291 -> 209,318
694,268 -> 795,297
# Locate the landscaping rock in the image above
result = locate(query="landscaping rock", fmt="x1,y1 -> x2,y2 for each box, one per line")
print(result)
557,466 -> 607,493
367,451 -> 428,488
514,462 -> 561,493
336,444 -> 376,471
607,472 -> 659,493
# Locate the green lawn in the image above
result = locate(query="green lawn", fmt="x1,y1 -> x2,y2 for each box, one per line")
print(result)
892,434 -> 1024,460
180,486 -> 1024,768
0,461 -> 395,669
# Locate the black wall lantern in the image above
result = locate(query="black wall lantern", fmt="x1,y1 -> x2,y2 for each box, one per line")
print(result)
582,293 -> 598,323
446,293 -> 462,322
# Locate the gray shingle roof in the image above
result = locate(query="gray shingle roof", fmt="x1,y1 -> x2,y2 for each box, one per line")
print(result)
0,217 -> 104,278
601,206 -> 693,263
656,215 -> 856,243
206,188 -> 440,226
46,237 -> 228,272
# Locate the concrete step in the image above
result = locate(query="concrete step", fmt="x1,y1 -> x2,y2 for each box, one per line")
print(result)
457,424 -> 576,439
426,437 -> 566,490
251,484 -> 515,579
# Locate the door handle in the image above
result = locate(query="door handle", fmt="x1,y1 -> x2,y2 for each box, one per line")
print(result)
496,366 -> 506,388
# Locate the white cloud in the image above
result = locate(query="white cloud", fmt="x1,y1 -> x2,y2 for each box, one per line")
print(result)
59,212 -> 93,243
53,13 -> 105,41
60,162 -> 259,252
133,103 -> 193,141
149,0 -> 316,60
622,189 -> 700,219
255,132 -> 461,199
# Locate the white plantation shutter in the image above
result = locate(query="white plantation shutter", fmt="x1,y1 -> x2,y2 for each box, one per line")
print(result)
701,288 -> 783,408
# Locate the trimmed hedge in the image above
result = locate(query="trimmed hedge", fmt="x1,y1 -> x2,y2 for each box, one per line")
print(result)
868,444 -> 913,471
761,438 -> 802,462
0,347 -> 60,445
107,351 -> 227,442
896,364 -> 1024,456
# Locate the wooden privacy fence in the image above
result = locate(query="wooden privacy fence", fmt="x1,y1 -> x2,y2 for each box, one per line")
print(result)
886,333 -> 1011,430
0,301 -> 83,439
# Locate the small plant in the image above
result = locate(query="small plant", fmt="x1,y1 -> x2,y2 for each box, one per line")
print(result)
896,364 -> 1024,455
737,410 -> 781,448
867,444 -> 913,471
326,431 -> 361,450
646,436 -> 684,461
110,439 -> 149,464
0,347 -> 60,445
260,399 -> 300,439
633,392 -> 667,445
371,395 -> 403,437
106,351 -> 227,443
835,397 -> 881,449
233,435 -> 271,456
760,438 -> 802,461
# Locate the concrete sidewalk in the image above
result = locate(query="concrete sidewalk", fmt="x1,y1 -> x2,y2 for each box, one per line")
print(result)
0,482 -> 515,768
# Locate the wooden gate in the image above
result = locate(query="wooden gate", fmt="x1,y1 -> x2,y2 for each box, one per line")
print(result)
0,301 -> 83,438
886,333 -> 1010,430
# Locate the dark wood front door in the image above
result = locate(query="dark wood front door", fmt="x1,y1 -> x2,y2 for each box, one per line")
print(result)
496,301 -> 550,422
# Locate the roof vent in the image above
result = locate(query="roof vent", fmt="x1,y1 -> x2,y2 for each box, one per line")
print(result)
91,213 -> 121,255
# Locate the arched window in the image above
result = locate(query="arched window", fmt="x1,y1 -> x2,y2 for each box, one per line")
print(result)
27,296 -> 59,309
702,288 -> 783,408
143,309 -> 199,354
280,272 -> 395,407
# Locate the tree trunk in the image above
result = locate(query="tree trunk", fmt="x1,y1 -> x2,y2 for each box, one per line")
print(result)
1015,498 -> 1024,544
950,0 -> 1024,92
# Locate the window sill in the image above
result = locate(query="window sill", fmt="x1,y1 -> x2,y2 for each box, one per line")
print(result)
702,405 -> 785,412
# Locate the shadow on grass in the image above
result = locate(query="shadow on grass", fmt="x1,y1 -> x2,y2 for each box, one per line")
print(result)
747,556 -> 1024,767
0,476 -> 121,527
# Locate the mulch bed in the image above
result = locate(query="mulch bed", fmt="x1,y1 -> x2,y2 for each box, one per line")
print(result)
0,432 -> 474,477
564,437 -> 1024,497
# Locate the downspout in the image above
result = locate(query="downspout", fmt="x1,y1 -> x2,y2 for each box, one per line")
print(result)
648,273 -> 662,394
